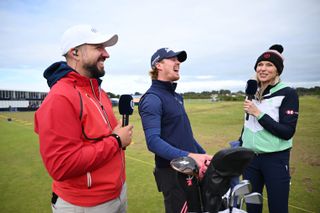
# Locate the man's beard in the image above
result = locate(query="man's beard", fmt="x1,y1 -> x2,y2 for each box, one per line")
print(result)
83,61 -> 105,78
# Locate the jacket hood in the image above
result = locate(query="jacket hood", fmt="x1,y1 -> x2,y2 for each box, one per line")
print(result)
44,61 -> 103,88
44,61 -> 74,88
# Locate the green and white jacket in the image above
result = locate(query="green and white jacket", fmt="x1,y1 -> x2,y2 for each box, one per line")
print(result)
241,82 -> 299,154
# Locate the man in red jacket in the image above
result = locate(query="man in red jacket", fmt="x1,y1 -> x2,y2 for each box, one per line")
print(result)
34,24 -> 133,213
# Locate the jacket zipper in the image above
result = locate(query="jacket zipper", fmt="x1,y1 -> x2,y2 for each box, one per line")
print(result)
88,80 -> 125,187
88,80 -> 112,131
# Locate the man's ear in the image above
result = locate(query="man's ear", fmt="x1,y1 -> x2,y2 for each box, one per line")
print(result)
68,48 -> 80,60
72,48 -> 79,56
155,62 -> 162,70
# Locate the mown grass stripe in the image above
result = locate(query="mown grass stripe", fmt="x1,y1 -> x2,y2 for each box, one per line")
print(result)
126,155 -> 154,167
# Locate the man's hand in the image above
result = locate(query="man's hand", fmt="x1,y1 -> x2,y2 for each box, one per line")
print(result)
112,120 -> 133,148
188,153 -> 212,178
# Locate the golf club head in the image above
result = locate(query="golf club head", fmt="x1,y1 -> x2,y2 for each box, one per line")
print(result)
170,156 -> 199,176
230,182 -> 252,207
235,180 -> 251,206
233,182 -> 252,196
239,179 -> 250,185
240,192 -> 263,209
244,192 -> 263,204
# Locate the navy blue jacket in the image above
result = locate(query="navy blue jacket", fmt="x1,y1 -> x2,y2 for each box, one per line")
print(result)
138,80 -> 205,168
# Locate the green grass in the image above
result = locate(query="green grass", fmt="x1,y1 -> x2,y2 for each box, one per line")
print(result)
0,96 -> 319,212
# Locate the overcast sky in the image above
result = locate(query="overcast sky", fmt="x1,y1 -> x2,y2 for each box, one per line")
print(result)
0,0 -> 319,95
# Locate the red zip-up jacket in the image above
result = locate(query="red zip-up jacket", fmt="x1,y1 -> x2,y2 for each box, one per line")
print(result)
34,70 -> 125,207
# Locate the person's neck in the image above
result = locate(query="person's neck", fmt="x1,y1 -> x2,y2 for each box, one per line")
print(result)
157,78 -> 173,83
260,82 -> 269,91
260,76 -> 280,90
67,60 -> 91,78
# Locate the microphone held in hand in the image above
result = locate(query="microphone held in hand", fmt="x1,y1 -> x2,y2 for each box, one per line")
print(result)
245,80 -> 258,120
118,95 -> 134,126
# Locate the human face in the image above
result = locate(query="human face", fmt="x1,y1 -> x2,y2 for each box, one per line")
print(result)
156,57 -> 181,82
256,61 -> 278,85
79,44 -> 110,78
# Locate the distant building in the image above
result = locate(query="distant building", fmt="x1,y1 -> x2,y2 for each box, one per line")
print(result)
110,98 -> 119,106
211,94 -> 219,102
0,89 -> 47,111
132,95 -> 142,105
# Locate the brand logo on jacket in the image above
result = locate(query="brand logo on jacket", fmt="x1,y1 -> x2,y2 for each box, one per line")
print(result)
286,110 -> 298,115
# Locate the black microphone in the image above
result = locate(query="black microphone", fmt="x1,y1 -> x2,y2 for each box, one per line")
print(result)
118,95 -> 134,127
245,80 -> 258,120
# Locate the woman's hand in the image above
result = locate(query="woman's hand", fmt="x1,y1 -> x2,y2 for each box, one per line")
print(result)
244,100 -> 261,117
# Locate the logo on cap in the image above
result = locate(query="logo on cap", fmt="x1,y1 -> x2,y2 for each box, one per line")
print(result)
91,28 -> 98,33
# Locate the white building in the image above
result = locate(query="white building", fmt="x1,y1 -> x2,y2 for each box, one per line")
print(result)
0,89 -> 47,111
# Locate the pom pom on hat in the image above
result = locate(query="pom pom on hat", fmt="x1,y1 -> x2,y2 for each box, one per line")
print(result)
254,44 -> 284,75
269,44 -> 283,53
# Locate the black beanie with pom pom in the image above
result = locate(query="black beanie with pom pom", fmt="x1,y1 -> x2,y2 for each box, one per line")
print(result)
254,44 -> 284,75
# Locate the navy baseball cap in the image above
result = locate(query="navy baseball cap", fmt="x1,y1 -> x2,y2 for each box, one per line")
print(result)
150,48 -> 187,68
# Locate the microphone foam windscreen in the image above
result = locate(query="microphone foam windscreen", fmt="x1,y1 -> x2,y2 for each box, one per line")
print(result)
119,95 -> 134,115
245,80 -> 258,95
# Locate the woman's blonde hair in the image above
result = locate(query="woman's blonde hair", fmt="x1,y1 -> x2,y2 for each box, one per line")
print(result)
255,73 -> 281,102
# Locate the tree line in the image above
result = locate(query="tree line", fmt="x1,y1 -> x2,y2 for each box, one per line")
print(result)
107,86 -> 319,101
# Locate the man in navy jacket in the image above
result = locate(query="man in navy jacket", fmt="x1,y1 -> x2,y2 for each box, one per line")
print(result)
139,48 -> 212,213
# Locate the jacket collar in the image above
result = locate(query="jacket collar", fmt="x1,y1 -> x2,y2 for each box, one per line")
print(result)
151,80 -> 177,93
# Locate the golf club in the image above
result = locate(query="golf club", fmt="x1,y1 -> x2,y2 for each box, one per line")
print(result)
239,192 -> 263,210
235,180 -> 251,207
170,156 -> 199,176
229,181 -> 252,208
170,147 -> 256,213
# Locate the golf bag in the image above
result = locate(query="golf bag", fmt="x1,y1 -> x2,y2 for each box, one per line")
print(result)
171,147 -> 255,213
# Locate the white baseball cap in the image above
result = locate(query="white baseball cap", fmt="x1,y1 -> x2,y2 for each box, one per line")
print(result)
60,24 -> 118,56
